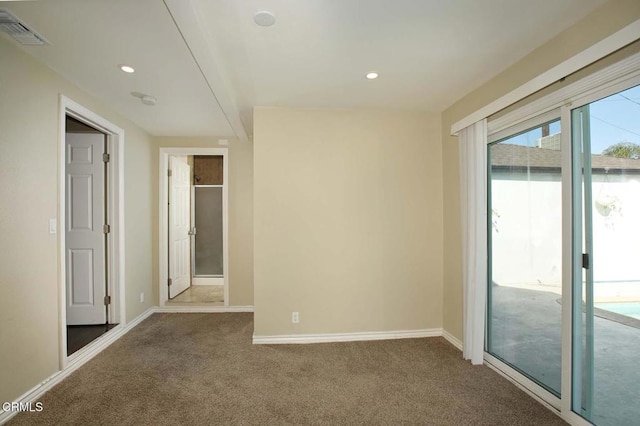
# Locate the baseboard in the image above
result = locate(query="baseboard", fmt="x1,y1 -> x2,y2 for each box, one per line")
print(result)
442,329 -> 463,351
191,278 -> 223,286
253,328 -> 443,344
0,307 -> 155,425
155,305 -> 254,313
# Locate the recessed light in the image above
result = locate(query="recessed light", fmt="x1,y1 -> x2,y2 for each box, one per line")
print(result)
254,11 -> 276,27
366,72 -> 379,80
119,64 -> 135,74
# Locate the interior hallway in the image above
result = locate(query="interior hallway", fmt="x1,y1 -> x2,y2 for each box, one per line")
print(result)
168,285 -> 224,305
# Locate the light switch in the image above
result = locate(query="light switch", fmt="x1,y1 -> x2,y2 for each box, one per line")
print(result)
49,219 -> 57,234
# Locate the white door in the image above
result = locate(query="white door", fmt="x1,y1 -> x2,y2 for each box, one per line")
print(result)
169,156 -> 191,298
65,132 -> 107,325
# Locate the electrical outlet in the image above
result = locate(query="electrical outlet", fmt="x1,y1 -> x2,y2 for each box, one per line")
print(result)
140,292 -> 144,303
291,311 -> 299,324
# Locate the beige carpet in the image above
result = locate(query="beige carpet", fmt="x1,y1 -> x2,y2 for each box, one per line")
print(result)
9,313 -> 566,425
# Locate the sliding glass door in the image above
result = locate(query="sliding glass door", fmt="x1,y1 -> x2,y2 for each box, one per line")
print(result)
487,118 -> 563,397
484,57 -> 640,425
571,85 -> 640,425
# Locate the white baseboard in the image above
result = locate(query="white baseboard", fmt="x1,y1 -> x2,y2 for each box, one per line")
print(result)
253,328 -> 443,345
155,305 -> 254,313
0,307 -> 155,425
191,278 -> 223,286
442,330 -> 463,351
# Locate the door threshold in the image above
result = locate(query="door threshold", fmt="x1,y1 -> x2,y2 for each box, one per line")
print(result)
67,323 -> 119,356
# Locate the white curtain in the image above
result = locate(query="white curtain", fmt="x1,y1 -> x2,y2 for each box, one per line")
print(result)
458,119 -> 488,365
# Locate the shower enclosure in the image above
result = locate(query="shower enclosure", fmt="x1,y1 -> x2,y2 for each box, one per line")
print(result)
192,155 -> 225,286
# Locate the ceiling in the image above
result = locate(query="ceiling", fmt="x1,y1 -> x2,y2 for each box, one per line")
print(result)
1,0 -> 609,139
2,0 -> 238,137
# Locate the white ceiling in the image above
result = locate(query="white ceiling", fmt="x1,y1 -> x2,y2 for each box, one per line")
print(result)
188,0 -> 608,133
2,0 -> 609,139
2,0 -> 237,137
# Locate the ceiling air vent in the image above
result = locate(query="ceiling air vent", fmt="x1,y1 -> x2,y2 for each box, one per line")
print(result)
0,9 -> 49,45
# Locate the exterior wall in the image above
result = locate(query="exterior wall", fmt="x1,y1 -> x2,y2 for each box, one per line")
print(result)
491,173 -> 563,288
153,137 -> 254,306
491,171 -> 640,301
253,107 -> 443,336
441,0 -> 640,340
0,37 -> 154,403
589,174 -> 640,300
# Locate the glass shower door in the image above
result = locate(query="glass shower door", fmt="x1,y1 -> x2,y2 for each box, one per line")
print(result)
193,186 -> 224,277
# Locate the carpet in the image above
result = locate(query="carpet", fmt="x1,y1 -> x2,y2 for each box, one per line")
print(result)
9,313 -> 566,425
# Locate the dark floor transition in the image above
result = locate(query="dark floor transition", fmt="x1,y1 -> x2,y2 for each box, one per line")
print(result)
67,323 -> 118,355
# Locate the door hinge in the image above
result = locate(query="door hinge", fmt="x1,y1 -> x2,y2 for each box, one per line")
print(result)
168,278 -> 172,287
103,224 -> 110,234
104,295 -> 111,306
168,169 -> 172,177
582,253 -> 590,269
103,153 -> 110,163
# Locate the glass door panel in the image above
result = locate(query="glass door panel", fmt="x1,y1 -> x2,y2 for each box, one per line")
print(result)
193,186 -> 224,276
572,85 -> 640,425
487,119 -> 562,396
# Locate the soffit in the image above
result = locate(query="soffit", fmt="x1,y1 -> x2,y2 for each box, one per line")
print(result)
2,0 -> 237,137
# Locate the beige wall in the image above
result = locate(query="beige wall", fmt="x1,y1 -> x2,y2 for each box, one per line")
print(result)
153,137 -> 254,306
441,0 -> 640,340
253,107 -> 442,336
0,37 -> 154,403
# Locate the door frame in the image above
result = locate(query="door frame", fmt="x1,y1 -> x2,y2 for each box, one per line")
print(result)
58,95 -> 126,368
159,147 -> 229,306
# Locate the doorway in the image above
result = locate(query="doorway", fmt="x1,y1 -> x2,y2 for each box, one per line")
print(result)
65,116 -> 115,354
159,148 -> 228,308
59,96 -> 125,363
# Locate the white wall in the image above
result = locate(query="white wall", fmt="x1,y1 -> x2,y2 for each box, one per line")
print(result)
491,171 -> 640,301
491,173 -> 563,288
591,174 -> 640,300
